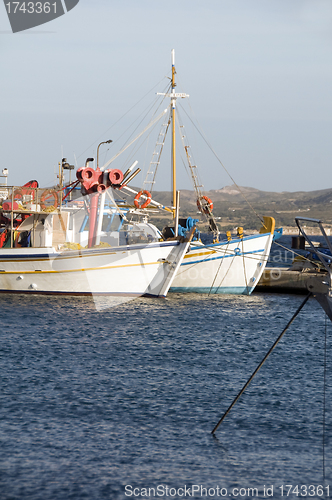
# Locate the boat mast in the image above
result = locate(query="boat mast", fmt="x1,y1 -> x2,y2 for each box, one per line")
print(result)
171,49 -> 177,216
158,51 -> 189,216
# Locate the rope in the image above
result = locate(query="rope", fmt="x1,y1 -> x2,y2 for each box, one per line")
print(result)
208,241 -> 230,295
100,109 -> 168,170
178,101 -> 265,228
211,293 -> 312,434
175,240 -> 272,283
241,237 -> 250,294
76,75 -> 169,161
323,313 -> 328,480
120,109 -> 169,179
175,107 -> 219,234
273,240 -> 327,271
211,248 -> 237,294
213,261 -> 236,293
117,82 -> 171,167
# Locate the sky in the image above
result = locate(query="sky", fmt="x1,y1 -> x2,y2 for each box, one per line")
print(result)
1,0 -> 332,194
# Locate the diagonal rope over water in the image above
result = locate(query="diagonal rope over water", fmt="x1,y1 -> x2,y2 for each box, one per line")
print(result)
211,293 -> 312,434
323,313 -> 328,480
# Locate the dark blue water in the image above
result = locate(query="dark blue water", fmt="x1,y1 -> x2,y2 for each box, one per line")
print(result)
0,292 -> 331,499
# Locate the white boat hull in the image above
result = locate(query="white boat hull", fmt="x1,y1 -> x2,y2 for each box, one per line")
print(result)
0,240 -> 189,297
170,232 -> 274,295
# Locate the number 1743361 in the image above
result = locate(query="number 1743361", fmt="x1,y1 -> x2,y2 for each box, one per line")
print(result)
5,2 -> 57,14
279,485 -> 329,497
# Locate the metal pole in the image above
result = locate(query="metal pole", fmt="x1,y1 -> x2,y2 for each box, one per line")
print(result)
211,292 -> 312,434
88,193 -> 99,248
97,140 -> 113,170
97,143 -> 101,170
95,191 -> 106,246
171,49 -> 177,217
58,162 -> 62,190
174,190 -> 180,237
10,186 -> 14,248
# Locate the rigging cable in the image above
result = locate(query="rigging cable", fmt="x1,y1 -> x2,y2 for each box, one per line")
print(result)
120,106 -> 170,178
100,108 -> 168,170
175,75 -> 264,226
76,75 -> 169,162
111,83 -> 170,167
175,107 -> 220,237
178,100 -> 266,228
174,242 -> 271,280
141,103 -> 172,194
101,82 -> 172,177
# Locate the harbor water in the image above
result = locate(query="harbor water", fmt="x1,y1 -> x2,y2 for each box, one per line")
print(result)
0,290 -> 331,500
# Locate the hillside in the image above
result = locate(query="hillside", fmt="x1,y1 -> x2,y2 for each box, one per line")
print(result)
146,185 -> 332,233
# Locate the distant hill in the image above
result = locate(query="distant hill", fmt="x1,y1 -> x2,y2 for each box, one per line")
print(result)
146,185 -> 332,232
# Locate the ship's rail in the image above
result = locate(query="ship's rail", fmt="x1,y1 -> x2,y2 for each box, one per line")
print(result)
0,185 -> 163,250
0,185 -> 62,215
0,185 -> 63,249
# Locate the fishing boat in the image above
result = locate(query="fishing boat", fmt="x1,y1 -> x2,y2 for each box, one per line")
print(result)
0,161 -> 193,299
171,218 -> 275,294
105,50 -> 276,295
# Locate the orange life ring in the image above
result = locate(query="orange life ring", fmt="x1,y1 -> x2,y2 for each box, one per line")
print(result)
40,189 -> 59,210
197,196 -> 213,214
134,190 -> 152,209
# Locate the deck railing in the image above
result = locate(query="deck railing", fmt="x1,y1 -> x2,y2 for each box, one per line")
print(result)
0,185 -> 63,248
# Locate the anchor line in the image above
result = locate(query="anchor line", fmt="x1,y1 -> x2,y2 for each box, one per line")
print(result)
212,253 -> 237,295
208,241 -> 230,295
211,292 -> 312,434
241,238 -> 250,294
323,313 -> 328,480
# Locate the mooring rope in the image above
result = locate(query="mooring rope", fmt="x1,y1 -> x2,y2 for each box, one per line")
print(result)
241,237 -> 250,294
273,240 -> 326,271
208,240 -> 230,295
323,313 -> 328,480
211,293 -> 312,434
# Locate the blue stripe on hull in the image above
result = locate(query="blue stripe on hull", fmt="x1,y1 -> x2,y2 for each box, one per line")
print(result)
181,248 -> 265,266
170,286 -> 254,295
